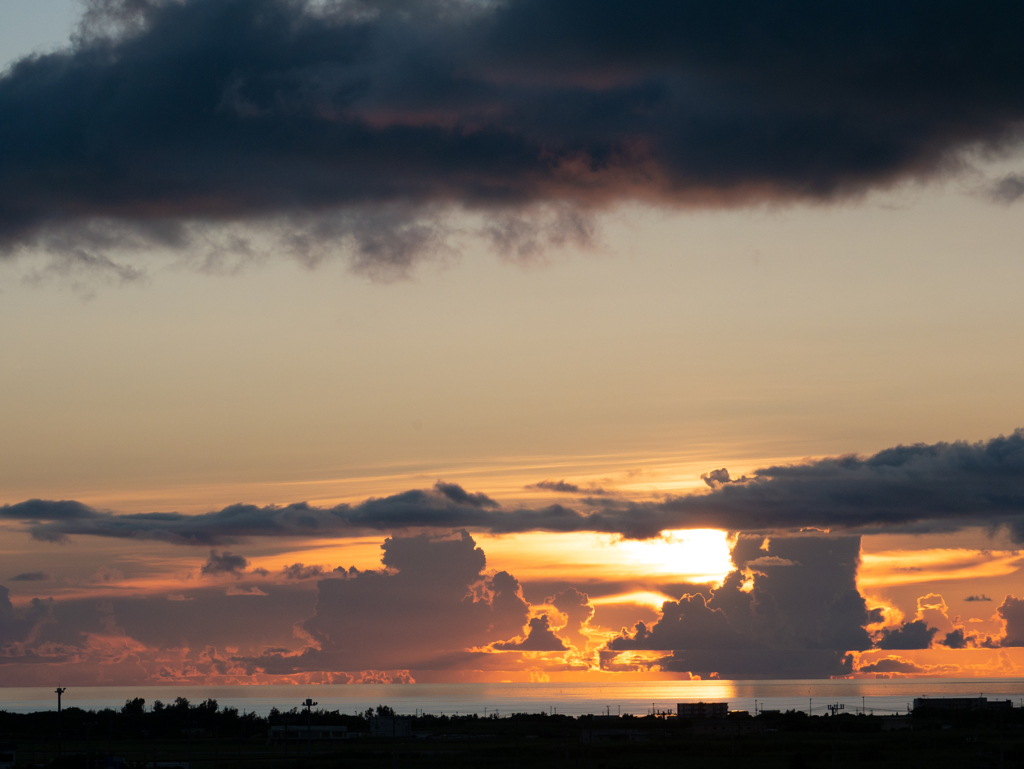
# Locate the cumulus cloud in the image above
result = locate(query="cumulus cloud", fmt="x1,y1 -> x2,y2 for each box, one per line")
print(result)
0,581 -> 319,684
700,468 -> 736,488
491,614 -> 568,652
605,536 -> 880,678
549,587 -> 595,652
997,595 -> 1024,646
965,594 -> 993,602
873,620 -> 938,650
281,563 -> 326,580
940,629 -> 968,649
200,550 -> 249,577
2,0 -> 1024,273
239,531 -> 532,673
857,657 -> 927,674
11,432 -> 1024,543
9,572 -> 49,582
0,586 -> 55,648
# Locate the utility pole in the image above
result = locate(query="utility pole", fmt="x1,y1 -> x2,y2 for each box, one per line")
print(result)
828,703 -> 844,769
302,698 -> 318,757
55,688 -> 66,757
515,713 -> 520,769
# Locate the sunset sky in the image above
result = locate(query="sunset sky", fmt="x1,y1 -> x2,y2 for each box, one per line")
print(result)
2,0 -> 1024,687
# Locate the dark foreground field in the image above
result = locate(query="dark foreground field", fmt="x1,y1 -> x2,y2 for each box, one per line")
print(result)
2,700 -> 1022,768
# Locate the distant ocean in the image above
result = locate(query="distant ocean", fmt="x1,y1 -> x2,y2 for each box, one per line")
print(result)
3,679 -> 1024,717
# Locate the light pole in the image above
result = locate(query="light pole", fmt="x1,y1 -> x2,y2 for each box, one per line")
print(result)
302,698 -> 318,757
55,688 -> 66,757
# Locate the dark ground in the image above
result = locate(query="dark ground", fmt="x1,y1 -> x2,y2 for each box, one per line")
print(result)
1,699 -> 1022,768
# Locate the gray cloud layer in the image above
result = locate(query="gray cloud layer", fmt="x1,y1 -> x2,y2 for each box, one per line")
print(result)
2,0 -> 1023,271
5,432 -> 1024,543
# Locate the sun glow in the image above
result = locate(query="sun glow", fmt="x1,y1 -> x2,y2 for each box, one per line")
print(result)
477,529 -> 733,585
589,591 -> 678,610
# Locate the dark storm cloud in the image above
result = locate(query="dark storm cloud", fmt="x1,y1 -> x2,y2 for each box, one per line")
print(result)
873,619 -> 938,650
11,431 -> 1024,544
2,0 -> 1024,272
0,499 -> 96,522
965,594 -> 994,602
9,572 -> 50,582
200,549 -> 249,576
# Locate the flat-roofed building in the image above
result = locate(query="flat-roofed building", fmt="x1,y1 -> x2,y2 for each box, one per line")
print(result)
913,697 -> 1012,712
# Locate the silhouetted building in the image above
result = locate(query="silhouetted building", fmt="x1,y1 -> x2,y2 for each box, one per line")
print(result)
913,697 -> 1012,712
370,717 -> 411,738
269,725 -> 348,742
678,701 -> 729,718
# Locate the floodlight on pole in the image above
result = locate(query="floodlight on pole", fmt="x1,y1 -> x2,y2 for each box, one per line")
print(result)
55,688 -> 66,757
303,698 -> 318,756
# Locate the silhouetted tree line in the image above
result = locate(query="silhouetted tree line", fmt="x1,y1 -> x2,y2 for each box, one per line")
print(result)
0,698 -> 1021,745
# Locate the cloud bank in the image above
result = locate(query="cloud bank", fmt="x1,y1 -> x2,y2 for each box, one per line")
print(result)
3,530 -> 1023,684
2,0 -> 1024,273
6,432 -> 1024,543
605,536 -> 879,677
